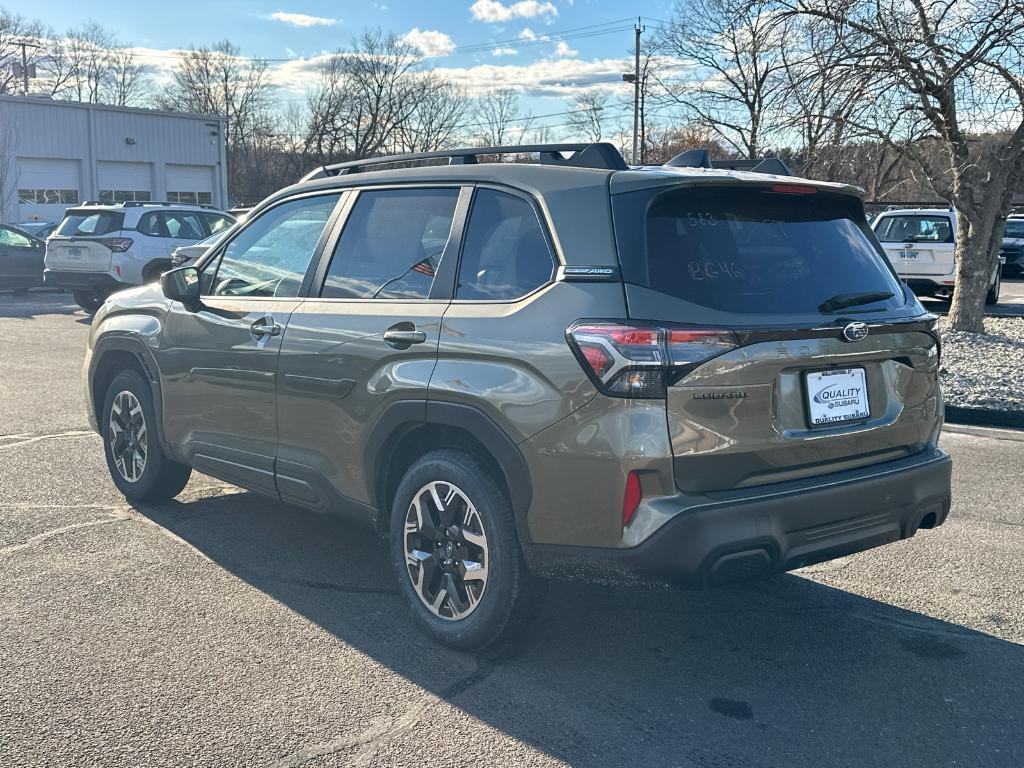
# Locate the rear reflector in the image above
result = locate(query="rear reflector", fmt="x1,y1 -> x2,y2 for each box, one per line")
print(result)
622,471 -> 642,527
567,323 -> 739,398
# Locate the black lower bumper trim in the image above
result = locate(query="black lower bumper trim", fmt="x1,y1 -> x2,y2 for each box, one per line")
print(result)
524,450 -> 952,587
44,269 -> 125,293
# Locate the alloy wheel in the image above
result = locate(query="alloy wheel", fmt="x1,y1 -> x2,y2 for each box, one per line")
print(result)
403,481 -> 489,621
108,390 -> 148,483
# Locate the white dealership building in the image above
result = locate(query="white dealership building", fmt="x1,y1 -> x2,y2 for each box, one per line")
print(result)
0,95 -> 228,225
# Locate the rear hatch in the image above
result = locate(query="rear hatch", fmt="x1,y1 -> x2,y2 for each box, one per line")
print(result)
609,178 -> 941,493
872,212 -> 955,278
45,209 -> 125,272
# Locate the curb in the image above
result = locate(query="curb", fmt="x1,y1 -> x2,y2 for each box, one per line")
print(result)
944,405 -> 1024,430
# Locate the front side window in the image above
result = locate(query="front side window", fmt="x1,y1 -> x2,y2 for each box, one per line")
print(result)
321,188 -> 459,299
201,213 -> 234,234
205,194 -> 341,298
456,189 -> 555,300
874,214 -> 954,243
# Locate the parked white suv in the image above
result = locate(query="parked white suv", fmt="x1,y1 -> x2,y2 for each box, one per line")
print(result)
872,207 -> 1002,305
45,201 -> 234,313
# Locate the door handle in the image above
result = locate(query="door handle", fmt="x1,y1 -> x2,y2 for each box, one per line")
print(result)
250,317 -> 281,339
383,324 -> 427,349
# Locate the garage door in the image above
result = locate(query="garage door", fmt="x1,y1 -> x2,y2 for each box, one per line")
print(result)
17,158 -> 82,223
97,161 -> 153,204
166,164 -> 215,206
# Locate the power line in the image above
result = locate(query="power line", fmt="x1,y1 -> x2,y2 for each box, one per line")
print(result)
116,18 -> 639,64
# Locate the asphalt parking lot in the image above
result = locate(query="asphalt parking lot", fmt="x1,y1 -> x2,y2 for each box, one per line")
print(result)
1,292 -> 1022,768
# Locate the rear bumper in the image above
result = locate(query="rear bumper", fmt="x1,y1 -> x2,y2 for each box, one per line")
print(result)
905,277 -> 954,297
44,269 -> 127,294
525,449 -> 952,587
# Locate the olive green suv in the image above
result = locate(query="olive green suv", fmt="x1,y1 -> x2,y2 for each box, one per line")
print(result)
85,143 -> 952,649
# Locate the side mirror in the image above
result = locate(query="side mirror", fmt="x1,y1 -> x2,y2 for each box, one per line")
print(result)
160,266 -> 202,310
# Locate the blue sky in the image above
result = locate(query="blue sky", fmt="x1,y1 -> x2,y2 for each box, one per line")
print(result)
6,0 -> 677,136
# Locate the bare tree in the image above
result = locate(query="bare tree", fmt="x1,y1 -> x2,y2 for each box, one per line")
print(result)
786,0 -> 1024,331
106,46 -> 146,106
158,40 -> 277,201
394,75 -> 470,153
655,0 -> 792,158
473,88 -> 521,146
566,89 -> 609,142
306,30 -> 426,163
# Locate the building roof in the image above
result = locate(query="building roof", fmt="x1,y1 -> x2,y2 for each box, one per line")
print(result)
0,94 -> 224,124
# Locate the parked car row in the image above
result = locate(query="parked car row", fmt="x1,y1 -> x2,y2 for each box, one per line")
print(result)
0,203 -> 235,308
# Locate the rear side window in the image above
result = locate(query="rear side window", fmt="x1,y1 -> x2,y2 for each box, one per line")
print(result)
137,213 -> 162,237
874,214 -> 953,243
321,188 -> 459,299
613,186 -> 904,316
161,212 -> 205,240
56,211 -> 124,237
456,189 -> 555,300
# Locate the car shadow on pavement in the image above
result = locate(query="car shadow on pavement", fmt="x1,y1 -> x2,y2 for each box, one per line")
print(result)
137,489 -> 1023,768
0,291 -> 82,320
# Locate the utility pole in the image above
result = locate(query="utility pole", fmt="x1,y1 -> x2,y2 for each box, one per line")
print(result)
15,40 -> 40,95
632,19 -> 642,166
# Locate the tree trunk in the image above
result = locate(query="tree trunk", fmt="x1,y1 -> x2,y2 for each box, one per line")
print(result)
947,207 -> 1002,332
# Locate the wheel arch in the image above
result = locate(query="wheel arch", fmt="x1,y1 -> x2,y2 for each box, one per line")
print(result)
90,335 -> 170,454
366,400 -> 534,544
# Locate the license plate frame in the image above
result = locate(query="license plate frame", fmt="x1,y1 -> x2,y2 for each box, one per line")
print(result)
804,367 -> 871,428
66,247 -> 82,260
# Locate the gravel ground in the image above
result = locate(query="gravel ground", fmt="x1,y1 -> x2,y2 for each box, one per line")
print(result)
940,317 -> 1024,411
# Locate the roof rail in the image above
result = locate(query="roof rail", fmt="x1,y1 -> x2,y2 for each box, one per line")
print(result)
76,200 -> 220,210
664,149 -> 792,176
301,142 -> 628,181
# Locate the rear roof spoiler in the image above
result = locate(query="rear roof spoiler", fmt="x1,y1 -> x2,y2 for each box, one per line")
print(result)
664,149 -> 792,176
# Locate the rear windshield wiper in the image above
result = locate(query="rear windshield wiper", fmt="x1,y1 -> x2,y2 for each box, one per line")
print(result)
818,291 -> 894,313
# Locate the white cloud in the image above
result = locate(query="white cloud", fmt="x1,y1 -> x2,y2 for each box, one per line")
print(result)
433,57 -> 633,98
268,11 -> 338,27
470,0 -> 557,23
553,40 -> 577,58
399,28 -> 455,57
492,47 -> 518,56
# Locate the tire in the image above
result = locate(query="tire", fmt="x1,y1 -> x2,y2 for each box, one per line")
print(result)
986,266 -> 1002,306
389,449 -> 547,650
101,369 -> 192,502
73,289 -> 104,315
142,262 -> 170,284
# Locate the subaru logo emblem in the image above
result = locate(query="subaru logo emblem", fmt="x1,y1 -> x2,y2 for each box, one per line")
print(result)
842,322 -> 869,342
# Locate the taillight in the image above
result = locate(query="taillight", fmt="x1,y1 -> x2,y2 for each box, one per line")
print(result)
567,323 -> 738,398
99,237 -> 133,252
768,184 -> 817,195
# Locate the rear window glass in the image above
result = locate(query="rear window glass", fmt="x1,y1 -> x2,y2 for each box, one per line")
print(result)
874,214 -> 954,243
613,186 -> 904,315
1004,219 -> 1024,239
56,211 -> 124,237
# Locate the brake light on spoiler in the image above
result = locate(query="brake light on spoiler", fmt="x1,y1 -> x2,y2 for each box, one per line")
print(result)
567,323 -> 739,398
